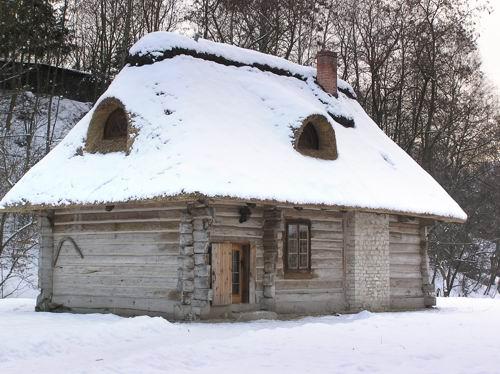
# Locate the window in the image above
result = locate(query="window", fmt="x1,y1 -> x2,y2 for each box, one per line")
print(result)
85,97 -> 131,154
232,248 -> 240,296
297,122 -> 319,150
294,114 -> 338,160
103,108 -> 127,139
285,221 -> 311,272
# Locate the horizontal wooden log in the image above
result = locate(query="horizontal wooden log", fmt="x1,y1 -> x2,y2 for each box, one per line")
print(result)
54,231 -> 179,243
53,221 -> 180,234
390,253 -> 422,266
55,203 -> 187,214
311,250 -> 343,260
311,258 -> 344,269
54,274 -> 177,288
53,283 -> 176,298
389,223 -> 420,235
310,220 -> 343,232
51,294 -> 177,313
276,279 -> 343,290
311,230 -> 344,241
391,263 -> 422,272
54,209 -> 183,224
56,242 -> 179,256
390,296 -> 425,310
275,290 -> 344,303
53,264 -> 178,276
210,225 -> 262,238
274,299 -> 346,314
56,252 -> 180,264
310,239 -> 344,250
389,243 -> 420,254
212,204 -> 264,217
281,208 -> 343,221
390,288 -> 424,298
212,216 -> 263,230
390,278 -> 423,289
389,233 -> 421,245
389,215 -> 419,224
389,219 -> 420,230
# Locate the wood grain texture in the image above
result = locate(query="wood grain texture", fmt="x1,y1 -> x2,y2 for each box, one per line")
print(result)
275,208 -> 346,308
50,204 -> 183,315
37,211 -> 55,309
210,204 -> 264,300
211,242 -> 232,305
389,216 -> 424,308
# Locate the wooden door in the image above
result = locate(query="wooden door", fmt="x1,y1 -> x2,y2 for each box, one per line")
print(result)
212,242 -> 250,305
211,242 -> 232,305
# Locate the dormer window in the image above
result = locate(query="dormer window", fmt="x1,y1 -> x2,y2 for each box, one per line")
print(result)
294,114 -> 338,160
103,108 -> 127,140
298,122 -> 319,150
85,97 -> 131,154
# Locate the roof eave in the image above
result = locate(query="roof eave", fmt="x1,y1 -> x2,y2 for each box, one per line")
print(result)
0,193 -> 467,224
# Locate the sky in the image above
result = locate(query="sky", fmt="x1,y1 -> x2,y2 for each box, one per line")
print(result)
478,0 -> 500,93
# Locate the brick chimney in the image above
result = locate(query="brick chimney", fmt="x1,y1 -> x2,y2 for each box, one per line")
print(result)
316,50 -> 337,97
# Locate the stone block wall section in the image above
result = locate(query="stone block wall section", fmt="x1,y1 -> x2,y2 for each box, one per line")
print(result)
176,203 -> 214,320
344,211 -> 391,311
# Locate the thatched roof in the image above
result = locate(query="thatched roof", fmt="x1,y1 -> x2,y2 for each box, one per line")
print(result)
0,32 -> 466,222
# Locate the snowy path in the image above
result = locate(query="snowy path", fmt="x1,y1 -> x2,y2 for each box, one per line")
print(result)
0,298 -> 499,374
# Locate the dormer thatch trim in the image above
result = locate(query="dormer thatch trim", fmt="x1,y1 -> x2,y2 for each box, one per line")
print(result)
293,114 -> 338,160
85,97 -> 133,154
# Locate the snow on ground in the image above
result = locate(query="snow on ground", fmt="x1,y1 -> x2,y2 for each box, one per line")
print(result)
1,298 -> 499,374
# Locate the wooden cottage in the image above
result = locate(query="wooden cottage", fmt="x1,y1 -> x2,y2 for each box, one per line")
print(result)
0,32 -> 466,320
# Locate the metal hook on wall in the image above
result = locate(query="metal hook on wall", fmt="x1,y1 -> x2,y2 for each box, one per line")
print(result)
53,236 -> 84,266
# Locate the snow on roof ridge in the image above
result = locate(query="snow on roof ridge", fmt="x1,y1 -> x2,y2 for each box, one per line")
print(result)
128,31 -> 357,99
129,32 -> 314,77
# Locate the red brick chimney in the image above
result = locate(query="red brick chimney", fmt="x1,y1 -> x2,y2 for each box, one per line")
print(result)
316,50 -> 337,97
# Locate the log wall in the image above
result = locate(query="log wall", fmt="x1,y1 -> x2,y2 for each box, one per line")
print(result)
274,208 -> 346,314
50,203 -> 185,316
389,215 -> 425,309
37,200 -> 432,319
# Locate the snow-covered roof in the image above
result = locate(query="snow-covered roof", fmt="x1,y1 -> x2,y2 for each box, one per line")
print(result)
0,32 -> 466,222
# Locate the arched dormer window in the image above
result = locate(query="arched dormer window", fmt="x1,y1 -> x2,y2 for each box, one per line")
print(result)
298,122 -> 319,150
294,114 -> 338,160
103,108 -> 127,140
85,97 -> 130,153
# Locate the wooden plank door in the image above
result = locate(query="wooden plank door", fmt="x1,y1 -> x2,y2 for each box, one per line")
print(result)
211,242 -> 232,305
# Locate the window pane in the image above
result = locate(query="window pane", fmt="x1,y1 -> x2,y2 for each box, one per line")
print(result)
288,224 -> 298,239
299,224 -> 308,239
232,250 -> 240,294
288,238 -> 298,254
299,254 -> 308,269
299,239 -> 308,254
288,254 -> 298,269
233,282 -> 240,294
